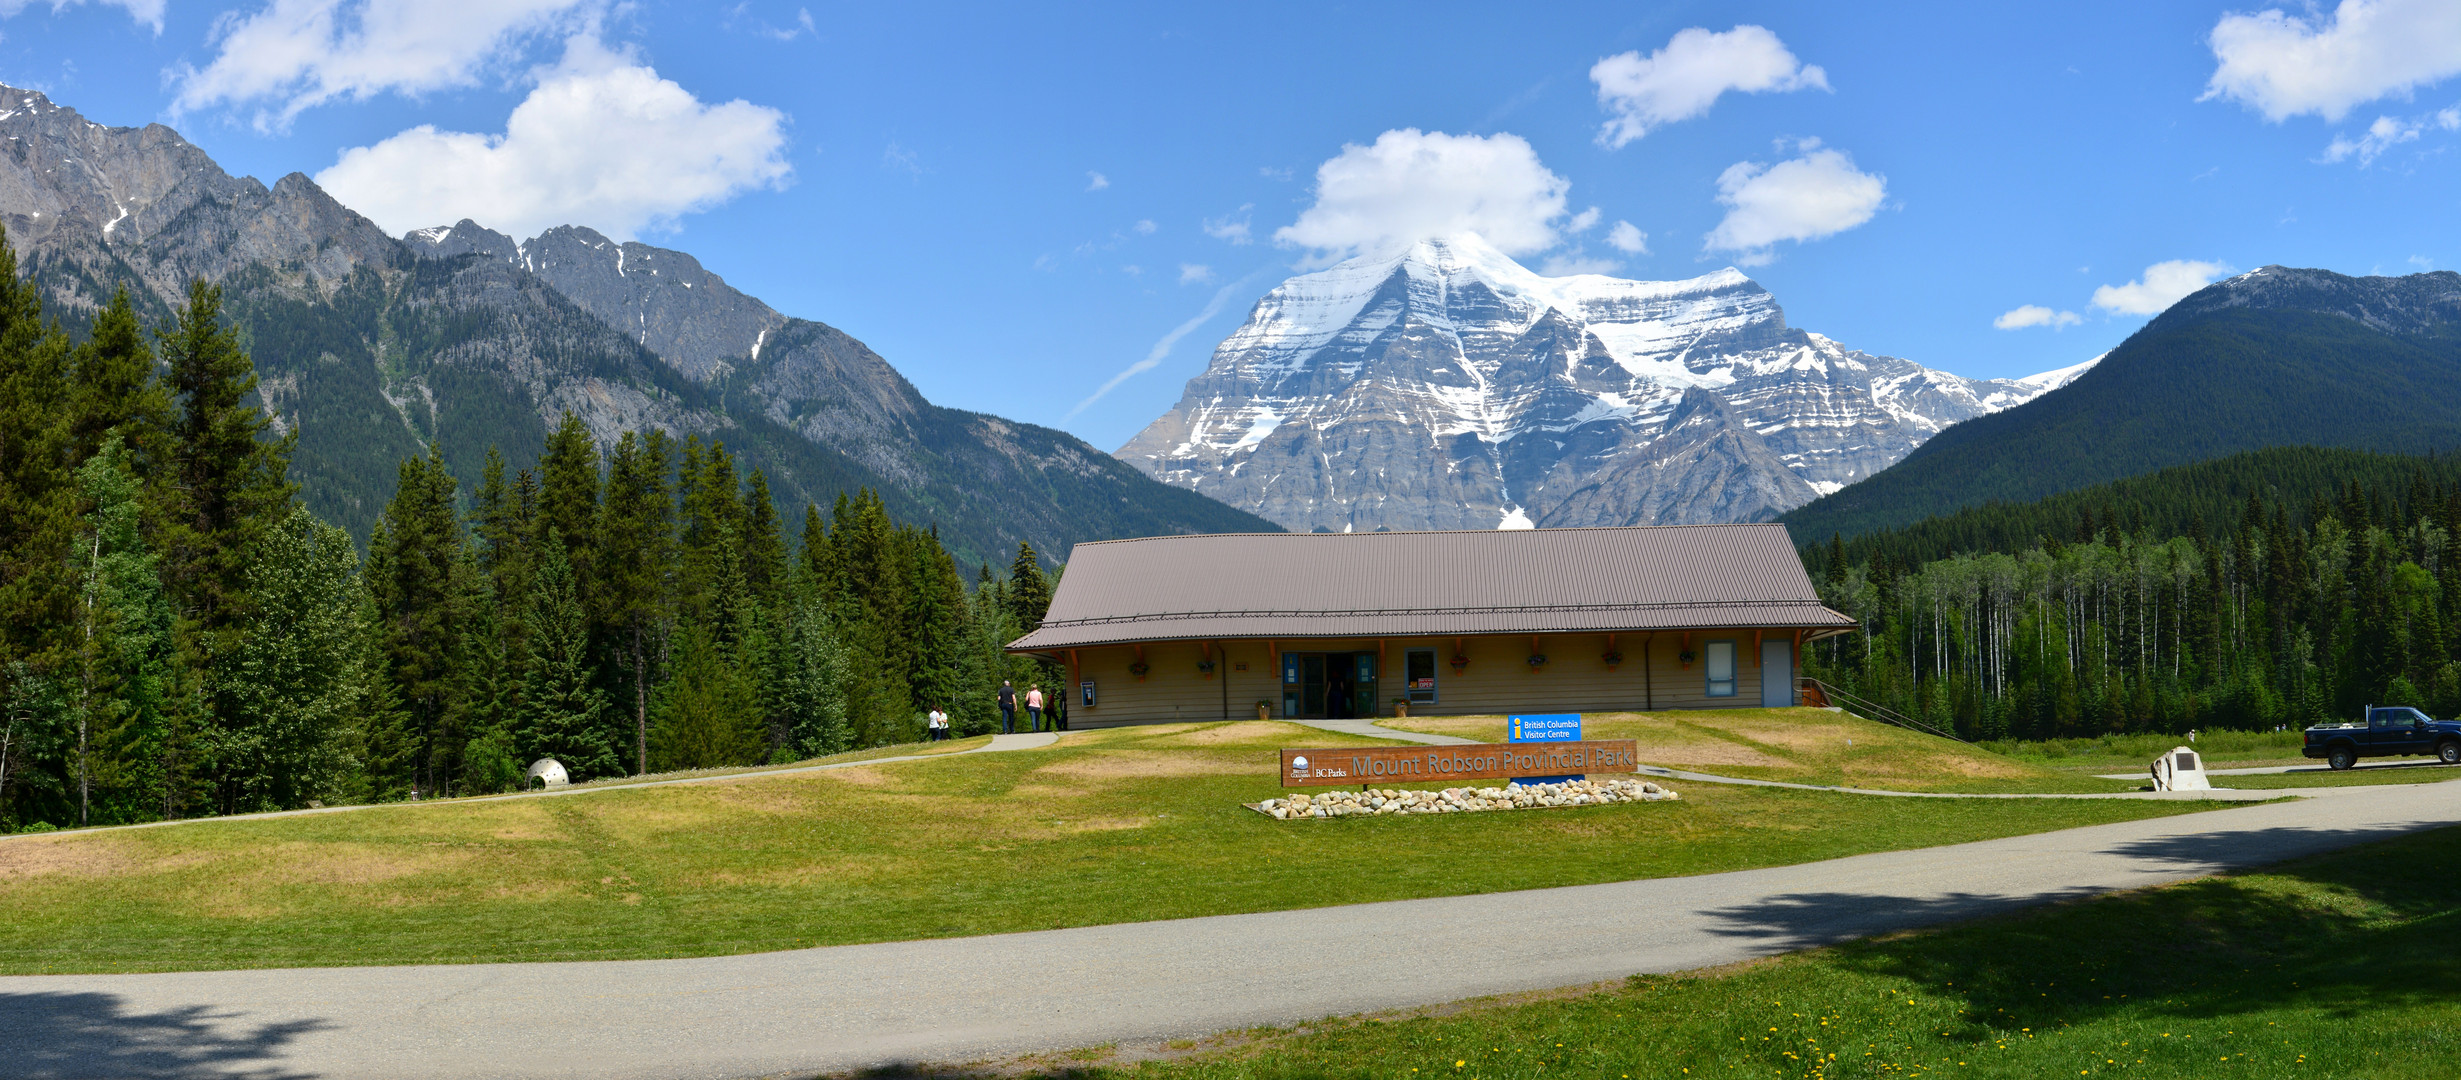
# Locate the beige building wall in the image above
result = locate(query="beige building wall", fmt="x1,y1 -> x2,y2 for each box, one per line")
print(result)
1047,629 -> 1807,728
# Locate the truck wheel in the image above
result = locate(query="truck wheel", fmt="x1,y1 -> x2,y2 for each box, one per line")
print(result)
2440,740 -> 2461,766
2328,746 -> 2357,771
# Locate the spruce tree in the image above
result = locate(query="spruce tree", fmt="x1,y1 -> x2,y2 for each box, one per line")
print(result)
221,507 -> 362,811
66,287 -> 169,465
598,430 -> 673,774
516,533 -> 615,779
534,412 -> 599,590
0,224 -> 77,697
152,279 -> 296,814
373,445 -> 466,798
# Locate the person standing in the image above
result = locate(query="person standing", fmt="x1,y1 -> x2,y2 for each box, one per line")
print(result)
928,705 -> 950,741
998,680 -> 1017,735
1025,685 -> 1045,732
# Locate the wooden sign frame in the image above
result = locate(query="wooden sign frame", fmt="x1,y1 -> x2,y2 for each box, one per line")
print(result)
1279,740 -> 1639,787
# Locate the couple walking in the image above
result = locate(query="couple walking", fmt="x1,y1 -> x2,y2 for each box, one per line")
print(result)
998,680 -> 1048,734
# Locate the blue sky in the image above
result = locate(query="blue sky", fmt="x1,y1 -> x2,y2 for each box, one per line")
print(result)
3,1 -> 2458,451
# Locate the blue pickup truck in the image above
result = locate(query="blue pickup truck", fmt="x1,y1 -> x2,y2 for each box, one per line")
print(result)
2303,707 -> 2461,770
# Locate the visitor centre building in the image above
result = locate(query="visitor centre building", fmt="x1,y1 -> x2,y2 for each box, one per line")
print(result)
1005,523 -> 1858,728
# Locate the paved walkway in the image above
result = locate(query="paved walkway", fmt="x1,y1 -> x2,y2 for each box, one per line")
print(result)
6,776 -> 2456,1080
2096,759 -> 2457,779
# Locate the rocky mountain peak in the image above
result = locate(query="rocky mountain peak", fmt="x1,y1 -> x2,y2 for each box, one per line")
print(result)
1121,240 -> 2091,531
403,219 -> 518,263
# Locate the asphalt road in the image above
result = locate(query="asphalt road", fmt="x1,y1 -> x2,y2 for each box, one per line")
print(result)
6,776 -> 2457,1080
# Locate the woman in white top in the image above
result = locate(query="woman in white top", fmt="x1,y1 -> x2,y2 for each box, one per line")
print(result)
1024,686 -> 1044,732
927,706 -> 950,741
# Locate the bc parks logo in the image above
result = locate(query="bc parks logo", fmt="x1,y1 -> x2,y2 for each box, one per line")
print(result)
1290,755 -> 1310,775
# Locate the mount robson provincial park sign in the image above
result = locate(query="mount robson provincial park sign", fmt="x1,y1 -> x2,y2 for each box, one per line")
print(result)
1280,742 -> 1641,787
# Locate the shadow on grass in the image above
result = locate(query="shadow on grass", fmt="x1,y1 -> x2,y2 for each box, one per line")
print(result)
1808,824 -> 2461,1033
0,991 -> 331,1079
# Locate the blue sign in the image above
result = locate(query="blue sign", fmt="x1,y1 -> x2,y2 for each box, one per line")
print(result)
1508,713 -> 1583,785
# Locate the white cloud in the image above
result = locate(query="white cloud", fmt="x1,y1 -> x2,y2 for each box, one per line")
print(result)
170,0 -> 597,129
1565,206 -> 1601,232
1994,304 -> 2083,330
1203,205 -> 1253,245
2204,0 -> 2461,122
1133,218 -> 1157,235
1179,263 -> 1212,284
2410,254 -> 2435,270
2322,114 -> 2423,163
1274,129 -> 1575,263
1539,249 -> 1620,276
2090,260 -> 2233,316
1605,220 -> 1649,254
1702,147 -> 1886,265
1085,171 -> 1109,191
314,37 -> 792,241
1590,25 -> 1829,148
0,0 -> 163,32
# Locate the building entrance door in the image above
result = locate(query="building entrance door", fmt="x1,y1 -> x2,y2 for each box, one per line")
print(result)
1282,652 -> 1381,719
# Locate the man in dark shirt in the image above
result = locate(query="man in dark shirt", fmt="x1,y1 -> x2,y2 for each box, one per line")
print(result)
998,680 -> 1017,734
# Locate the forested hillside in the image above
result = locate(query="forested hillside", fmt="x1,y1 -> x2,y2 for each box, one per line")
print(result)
1806,455 -> 2461,740
1797,446 -> 2461,576
1784,266 -> 2461,542
0,237 -> 1063,831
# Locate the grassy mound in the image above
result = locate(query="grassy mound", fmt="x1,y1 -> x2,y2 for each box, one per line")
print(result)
1382,708 -> 2134,794
0,720 -> 2230,975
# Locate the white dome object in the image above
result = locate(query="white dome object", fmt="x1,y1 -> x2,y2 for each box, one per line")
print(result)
526,758 -> 571,789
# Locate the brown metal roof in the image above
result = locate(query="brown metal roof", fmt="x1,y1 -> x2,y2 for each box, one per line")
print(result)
1008,523 -> 1854,653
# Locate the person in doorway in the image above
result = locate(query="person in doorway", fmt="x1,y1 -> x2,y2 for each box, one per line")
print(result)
1025,685 -> 1045,732
928,705 -> 950,741
1326,673 -> 1350,719
998,680 -> 1016,734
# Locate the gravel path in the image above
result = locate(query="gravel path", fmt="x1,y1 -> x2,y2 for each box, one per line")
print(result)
6,776 -> 2455,1080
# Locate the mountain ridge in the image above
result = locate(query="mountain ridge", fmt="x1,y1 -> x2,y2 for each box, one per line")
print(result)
1780,264 -> 2461,543
1120,234 -> 2089,532
0,83 -> 1277,565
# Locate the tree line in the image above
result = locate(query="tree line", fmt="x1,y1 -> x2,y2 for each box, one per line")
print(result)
1808,469 -> 2461,740
0,236 -> 1060,831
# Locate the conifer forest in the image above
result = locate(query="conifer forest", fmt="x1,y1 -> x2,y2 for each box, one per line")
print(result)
1802,466 -> 2461,741
0,240 -> 1061,831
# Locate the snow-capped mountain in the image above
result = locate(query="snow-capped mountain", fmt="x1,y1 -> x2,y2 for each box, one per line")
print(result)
1119,235 -> 2094,531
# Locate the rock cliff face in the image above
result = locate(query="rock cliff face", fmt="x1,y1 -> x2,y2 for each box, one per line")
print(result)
0,83 -> 1276,561
1119,235 -> 2091,531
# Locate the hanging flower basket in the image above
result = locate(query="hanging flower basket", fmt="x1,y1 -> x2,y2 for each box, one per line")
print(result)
1526,653 -> 1549,669
1678,650 -> 1696,668
1128,661 -> 1150,679
1196,658 -> 1216,676
1600,651 -> 1624,666
1448,654 -> 1470,672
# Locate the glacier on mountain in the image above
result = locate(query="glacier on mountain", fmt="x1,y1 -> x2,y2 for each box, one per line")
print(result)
1118,234 -> 2091,532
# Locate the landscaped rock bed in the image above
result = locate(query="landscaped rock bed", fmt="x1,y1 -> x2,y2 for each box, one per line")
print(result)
1251,779 -> 1680,819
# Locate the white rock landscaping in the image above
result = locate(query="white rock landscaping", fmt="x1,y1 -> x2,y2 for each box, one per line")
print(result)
1252,779 -> 1679,820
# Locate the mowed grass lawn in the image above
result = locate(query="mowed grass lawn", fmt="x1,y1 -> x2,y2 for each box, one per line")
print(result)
0,720 -> 2241,975
1007,825 -> 2461,1080
1383,708 -> 2140,793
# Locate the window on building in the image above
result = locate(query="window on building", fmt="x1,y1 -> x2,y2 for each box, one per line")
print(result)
1406,649 -> 1437,704
1705,640 -> 1737,697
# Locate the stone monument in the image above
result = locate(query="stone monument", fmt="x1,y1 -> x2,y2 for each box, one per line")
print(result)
2149,746 -> 2210,791
525,758 -> 571,790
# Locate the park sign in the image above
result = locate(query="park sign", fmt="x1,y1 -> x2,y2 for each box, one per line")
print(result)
1280,741 -> 1640,787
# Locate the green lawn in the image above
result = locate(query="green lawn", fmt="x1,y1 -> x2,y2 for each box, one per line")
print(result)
975,824 -> 2461,1080
0,721 -> 2236,975
1385,709 -> 2139,794
1981,730 -> 2308,771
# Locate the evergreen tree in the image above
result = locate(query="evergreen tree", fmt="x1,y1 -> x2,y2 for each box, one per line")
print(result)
0,225 -> 77,721
534,412 -> 599,591
66,287 -> 168,465
598,430 -> 674,774
372,444 -> 466,798
516,533 -> 615,779
741,469 -> 786,608
153,278 -> 296,815
647,620 -> 764,770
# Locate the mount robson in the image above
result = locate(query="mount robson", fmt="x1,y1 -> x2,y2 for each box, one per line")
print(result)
0,83 -> 1275,566
1120,234 -> 2093,532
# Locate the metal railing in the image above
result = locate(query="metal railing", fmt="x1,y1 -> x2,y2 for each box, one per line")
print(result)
1800,677 -> 1969,744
